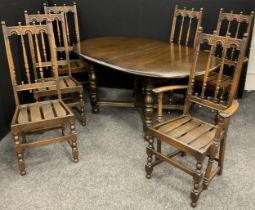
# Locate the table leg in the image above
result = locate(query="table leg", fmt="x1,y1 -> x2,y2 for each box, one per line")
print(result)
88,64 -> 99,113
144,78 -> 153,140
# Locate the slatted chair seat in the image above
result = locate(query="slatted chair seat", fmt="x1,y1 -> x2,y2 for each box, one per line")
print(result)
151,115 -> 218,155
15,100 -> 70,125
196,72 -> 232,93
34,76 -> 82,93
58,59 -> 88,75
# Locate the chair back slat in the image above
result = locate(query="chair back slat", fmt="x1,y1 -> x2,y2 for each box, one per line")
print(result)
170,5 -> 203,48
178,8 -> 185,44
64,12 -> 71,46
200,44 -> 215,98
20,31 -> 31,84
184,27 -> 248,114
43,2 -> 81,53
185,13 -> 193,45
55,18 -> 62,46
40,29 -> 47,62
34,32 -> 44,79
214,47 -> 227,100
2,21 -> 59,105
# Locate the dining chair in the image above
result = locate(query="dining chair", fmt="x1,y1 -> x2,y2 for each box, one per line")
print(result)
24,11 -> 86,126
2,21 -> 79,175
145,28 -> 248,207
196,9 -> 254,102
170,5 -> 203,48
43,2 -> 88,85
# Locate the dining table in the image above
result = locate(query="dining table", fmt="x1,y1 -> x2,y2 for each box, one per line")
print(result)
78,36 -> 217,139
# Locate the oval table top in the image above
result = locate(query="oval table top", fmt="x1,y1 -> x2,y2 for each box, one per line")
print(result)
79,37 -> 217,78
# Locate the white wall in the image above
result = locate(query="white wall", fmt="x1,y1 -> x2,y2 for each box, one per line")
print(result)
245,21 -> 255,91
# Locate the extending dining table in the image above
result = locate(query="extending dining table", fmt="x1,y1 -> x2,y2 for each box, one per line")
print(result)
78,37 -> 217,138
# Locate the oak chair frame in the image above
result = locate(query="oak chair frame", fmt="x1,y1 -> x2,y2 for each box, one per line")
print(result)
170,5 -> 203,48
24,11 -> 86,126
43,2 -> 88,84
2,21 -> 79,175
196,9 -> 254,100
146,28 -> 248,207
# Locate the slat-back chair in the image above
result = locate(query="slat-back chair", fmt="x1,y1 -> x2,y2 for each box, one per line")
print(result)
2,21 -> 79,175
170,5 -> 203,48
145,28 -> 248,207
196,9 -> 254,100
24,11 -> 86,126
43,2 -> 88,84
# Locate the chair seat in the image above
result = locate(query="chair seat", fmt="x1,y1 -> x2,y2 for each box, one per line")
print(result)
34,76 -> 82,94
58,59 -> 88,75
196,72 -> 232,91
13,100 -> 72,126
151,115 -> 217,154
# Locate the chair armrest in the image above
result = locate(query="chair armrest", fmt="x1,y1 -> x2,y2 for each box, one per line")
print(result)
153,85 -> 188,123
219,100 -> 239,118
152,85 -> 188,94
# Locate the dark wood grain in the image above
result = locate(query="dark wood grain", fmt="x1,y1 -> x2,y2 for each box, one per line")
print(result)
79,37 -> 218,78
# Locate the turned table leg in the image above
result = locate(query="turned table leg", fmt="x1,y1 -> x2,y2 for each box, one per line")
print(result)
88,64 -> 99,113
144,78 -> 153,140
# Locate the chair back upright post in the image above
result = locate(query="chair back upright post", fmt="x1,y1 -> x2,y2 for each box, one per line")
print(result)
24,11 -> 71,77
1,21 -> 60,106
43,2 -> 81,54
184,27 -> 249,115
170,5 -> 203,48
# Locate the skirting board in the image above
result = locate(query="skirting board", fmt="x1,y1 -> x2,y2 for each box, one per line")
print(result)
245,72 -> 255,91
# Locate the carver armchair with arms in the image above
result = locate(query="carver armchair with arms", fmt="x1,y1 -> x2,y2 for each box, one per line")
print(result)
145,28 -> 248,207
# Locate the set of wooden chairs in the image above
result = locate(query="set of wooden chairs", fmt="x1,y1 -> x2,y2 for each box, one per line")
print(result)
146,5 -> 254,207
2,2 -> 254,208
2,3 -> 87,176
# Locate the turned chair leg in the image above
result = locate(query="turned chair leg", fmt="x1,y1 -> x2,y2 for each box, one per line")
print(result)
203,143 -> 218,190
191,159 -> 203,207
218,136 -> 227,175
145,135 -> 154,179
13,134 -> 26,176
70,122 -> 79,163
155,138 -> 161,161
79,91 -> 86,126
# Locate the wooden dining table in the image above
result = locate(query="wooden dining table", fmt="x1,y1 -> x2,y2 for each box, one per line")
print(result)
78,37 -> 217,138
